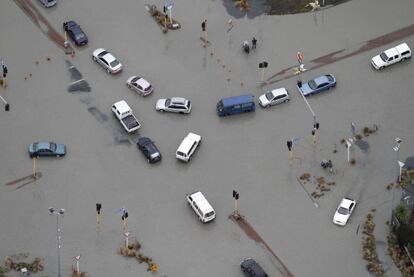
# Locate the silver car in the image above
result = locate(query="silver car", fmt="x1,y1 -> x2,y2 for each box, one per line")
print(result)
126,76 -> 153,96
156,97 -> 191,114
258,88 -> 290,108
92,48 -> 122,74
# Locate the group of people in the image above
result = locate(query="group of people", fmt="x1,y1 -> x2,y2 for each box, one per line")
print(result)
242,37 -> 257,54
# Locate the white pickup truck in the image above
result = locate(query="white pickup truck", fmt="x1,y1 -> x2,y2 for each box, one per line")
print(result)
111,100 -> 141,133
371,43 -> 411,70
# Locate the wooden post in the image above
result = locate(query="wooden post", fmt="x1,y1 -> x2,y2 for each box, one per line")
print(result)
32,157 -> 37,178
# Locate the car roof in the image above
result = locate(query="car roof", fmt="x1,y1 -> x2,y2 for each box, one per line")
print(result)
37,142 -> 51,149
395,43 -> 411,53
66,21 -> 78,27
138,137 -> 151,144
313,75 -> 330,85
113,100 -> 131,114
221,94 -> 254,106
170,97 -> 186,104
189,191 -> 214,212
241,259 -> 267,276
340,198 -> 355,208
136,78 -> 150,88
270,87 -> 288,96
384,47 -> 399,57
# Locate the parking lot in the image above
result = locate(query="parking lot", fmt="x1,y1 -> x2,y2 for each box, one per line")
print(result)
1,0 -> 414,276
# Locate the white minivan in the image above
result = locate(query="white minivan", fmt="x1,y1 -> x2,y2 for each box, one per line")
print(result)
176,132 -> 201,162
186,191 -> 216,223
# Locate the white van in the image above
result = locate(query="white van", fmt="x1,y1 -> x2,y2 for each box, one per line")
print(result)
186,191 -> 216,223
176,132 -> 201,162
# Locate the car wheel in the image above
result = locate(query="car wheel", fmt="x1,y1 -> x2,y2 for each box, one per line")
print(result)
179,112 -> 184,114
106,68 -> 111,74
147,159 -> 150,163
380,66 -> 384,70
56,154 -> 60,158
92,56 -> 97,62
285,99 -> 290,103
160,109 -> 165,113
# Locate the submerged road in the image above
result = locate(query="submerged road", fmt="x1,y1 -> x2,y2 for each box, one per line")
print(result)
265,24 -> 414,85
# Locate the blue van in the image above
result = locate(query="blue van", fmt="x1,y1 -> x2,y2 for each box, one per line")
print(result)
216,94 -> 255,117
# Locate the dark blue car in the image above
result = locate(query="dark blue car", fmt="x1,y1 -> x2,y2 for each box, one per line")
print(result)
298,74 -> 336,97
63,21 -> 88,46
137,137 -> 162,164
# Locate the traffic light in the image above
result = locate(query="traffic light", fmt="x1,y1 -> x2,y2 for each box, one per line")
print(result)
122,211 -> 128,220
2,66 -> 7,78
259,62 -> 268,68
233,190 -> 239,200
287,140 -> 292,151
5,103 -> 9,111
314,122 -> 320,130
96,203 -> 102,214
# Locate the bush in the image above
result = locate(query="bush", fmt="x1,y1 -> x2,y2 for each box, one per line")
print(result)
395,224 -> 414,247
394,204 -> 411,224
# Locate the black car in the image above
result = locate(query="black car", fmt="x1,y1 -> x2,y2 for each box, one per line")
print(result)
241,259 -> 268,277
63,21 -> 88,46
137,137 -> 161,163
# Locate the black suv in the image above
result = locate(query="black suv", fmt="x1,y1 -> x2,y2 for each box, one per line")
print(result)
136,137 -> 161,163
241,259 -> 268,277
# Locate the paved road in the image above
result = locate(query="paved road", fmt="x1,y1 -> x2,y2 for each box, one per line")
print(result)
1,0 -> 414,276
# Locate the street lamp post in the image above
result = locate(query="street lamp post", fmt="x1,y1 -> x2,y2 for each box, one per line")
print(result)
48,207 -> 65,277
390,138 -> 402,230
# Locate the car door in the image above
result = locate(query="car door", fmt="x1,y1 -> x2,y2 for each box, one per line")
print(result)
99,57 -> 108,69
318,82 -> 329,92
273,95 -> 283,105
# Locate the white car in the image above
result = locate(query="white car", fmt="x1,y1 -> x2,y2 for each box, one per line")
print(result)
126,76 -> 153,96
333,198 -> 356,226
176,132 -> 201,162
258,88 -> 290,108
156,97 -> 191,114
92,48 -> 122,74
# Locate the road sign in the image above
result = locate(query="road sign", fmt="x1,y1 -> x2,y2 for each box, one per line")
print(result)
165,2 -> 174,9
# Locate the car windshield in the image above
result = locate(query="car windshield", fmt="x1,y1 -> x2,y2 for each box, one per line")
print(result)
165,99 -> 171,107
75,33 -> 85,40
110,60 -> 120,67
327,75 -> 334,82
308,80 -> 317,90
144,85 -> 152,91
99,51 -> 108,57
206,211 -> 215,217
380,52 -> 388,62
132,77 -> 139,83
49,143 -> 57,151
338,207 -> 349,215
265,92 -> 274,100
150,152 -> 160,159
